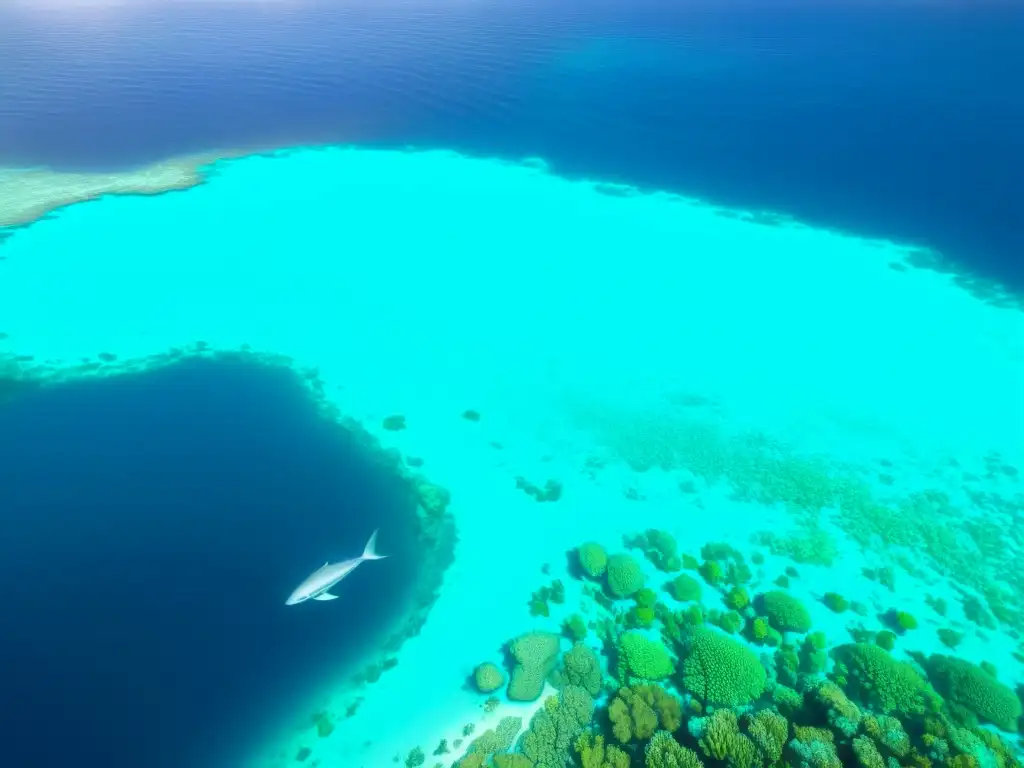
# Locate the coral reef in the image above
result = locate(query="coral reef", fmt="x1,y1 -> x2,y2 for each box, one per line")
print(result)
449,534 -> 1024,768
507,632 -> 561,702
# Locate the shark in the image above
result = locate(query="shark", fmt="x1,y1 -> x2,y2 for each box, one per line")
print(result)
285,529 -> 386,606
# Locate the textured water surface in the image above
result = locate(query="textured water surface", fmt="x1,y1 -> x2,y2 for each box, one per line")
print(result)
0,0 -> 1022,290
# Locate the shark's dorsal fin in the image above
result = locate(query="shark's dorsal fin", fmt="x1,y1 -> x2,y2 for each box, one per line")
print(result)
313,592 -> 339,601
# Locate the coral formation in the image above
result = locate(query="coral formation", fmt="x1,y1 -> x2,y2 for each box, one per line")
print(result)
832,642 -> 938,715
451,524 -> 1024,768
518,686 -> 594,767
574,733 -> 630,767
578,543 -> 608,579
508,632 -> 561,701
668,573 -> 703,603
617,632 -> 675,683
474,662 -> 505,694
607,553 -> 646,597
822,592 -> 849,613
626,529 -> 684,572
758,590 -> 812,634
562,643 -> 603,697
680,628 -> 766,706
645,730 -> 703,768
925,654 -> 1022,731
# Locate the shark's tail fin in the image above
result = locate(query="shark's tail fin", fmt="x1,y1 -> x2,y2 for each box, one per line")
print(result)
361,529 -> 386,560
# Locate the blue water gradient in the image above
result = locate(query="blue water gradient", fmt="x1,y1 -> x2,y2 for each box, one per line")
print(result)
0,358 -> 420,768
0,0 -> 1021,292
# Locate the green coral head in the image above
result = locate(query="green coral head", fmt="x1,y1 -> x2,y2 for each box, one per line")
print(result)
750,617 -> 771,643
627,604 -> 657,629
875,630 -> 896,651
724,586 -> 750,612
831,642 -> 937,716
883,609 -> 918,634
472,662 -> 505,694
699,559 -> 724,586
634,587 -> 658,609
617,631 -> 675,682
822,592 -> 849,613
758,589 -> 812,634
667,573 -> 702,603
577,541 -> 608,579
607,553 -> 646,598
563,614 -> 589,642
681,628 -> 767,707
925,654 -> 1022,731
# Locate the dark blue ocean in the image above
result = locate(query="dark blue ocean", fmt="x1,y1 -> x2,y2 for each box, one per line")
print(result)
1,1 -> 1022,767
0,0 -> 1022,291
0,358 -> 420,768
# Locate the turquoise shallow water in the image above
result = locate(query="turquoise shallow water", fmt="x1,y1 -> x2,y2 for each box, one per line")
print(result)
1,143 -> 1022,767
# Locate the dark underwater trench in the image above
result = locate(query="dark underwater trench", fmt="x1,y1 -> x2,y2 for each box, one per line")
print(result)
0,355 -> 450,768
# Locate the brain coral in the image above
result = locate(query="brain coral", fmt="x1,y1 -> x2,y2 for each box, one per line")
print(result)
607,553 -> 646,597
925,654 -> 1022,731
681,628 -> 767,707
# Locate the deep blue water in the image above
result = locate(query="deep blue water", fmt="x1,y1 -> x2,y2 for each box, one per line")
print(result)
0,0 -> 1022,292
0,358 -> 420,768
